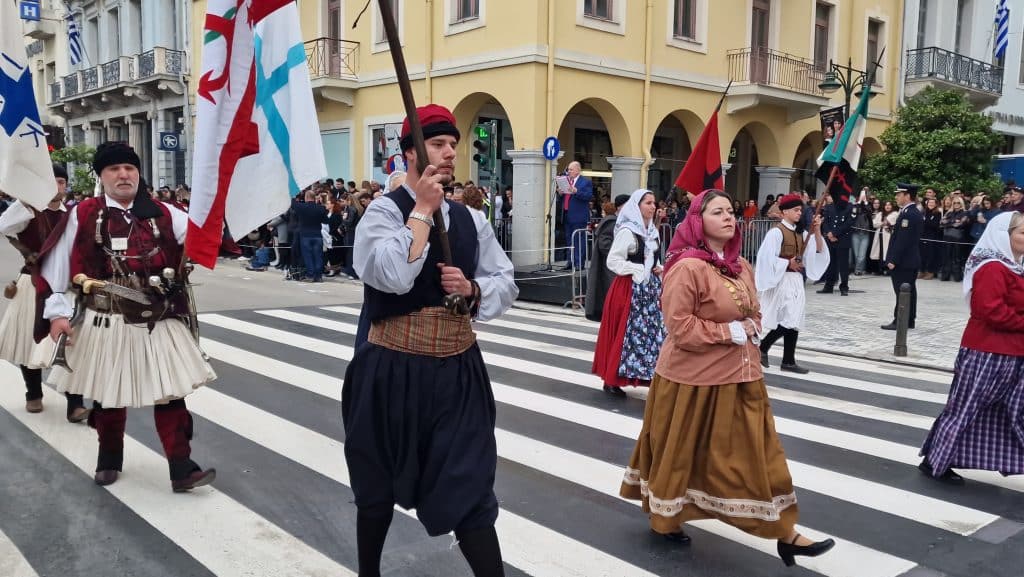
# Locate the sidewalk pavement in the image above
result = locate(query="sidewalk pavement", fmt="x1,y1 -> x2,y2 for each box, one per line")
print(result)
799,273 -> 964,373
516,272 -> 967,373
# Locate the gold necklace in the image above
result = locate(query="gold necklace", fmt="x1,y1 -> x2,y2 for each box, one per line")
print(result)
714,265 -> 756,317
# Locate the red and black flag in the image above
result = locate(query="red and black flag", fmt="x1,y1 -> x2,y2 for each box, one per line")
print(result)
675,108 -> 723,195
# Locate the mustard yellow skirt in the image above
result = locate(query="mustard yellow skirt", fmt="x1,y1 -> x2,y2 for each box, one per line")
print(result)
620,374 -> 798,539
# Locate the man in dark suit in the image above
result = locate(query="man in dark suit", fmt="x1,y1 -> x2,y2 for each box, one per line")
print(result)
881,184 -> 923,330
560,161 -> 594,269
818,197 -> 854,295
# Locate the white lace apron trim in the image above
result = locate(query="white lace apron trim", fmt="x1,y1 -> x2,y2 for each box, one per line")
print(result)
623,467 -> 797,522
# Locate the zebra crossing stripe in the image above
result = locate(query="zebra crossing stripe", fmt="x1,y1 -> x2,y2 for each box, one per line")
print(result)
0,364 -> 354,577
244,310 -> 949,427
761,365 -> 948,404
200,324 -> 1000,538
200,338 -> 343,399
794,350 -> 952,385
0,525 -> 39,577
198,318 -> 989,567
324,305 -> 947,404
183,384 -> 661,577
191,339 -> 918,577
250,309 -> 601,386
321,305 -> 598,344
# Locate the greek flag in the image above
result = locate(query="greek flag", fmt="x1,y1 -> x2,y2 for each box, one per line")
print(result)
66,11 -> 84,66
995,0 -> 1010,60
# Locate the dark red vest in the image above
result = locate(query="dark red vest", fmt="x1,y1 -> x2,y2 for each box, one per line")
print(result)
13,208 -> 63,274
70,196 -> 181,281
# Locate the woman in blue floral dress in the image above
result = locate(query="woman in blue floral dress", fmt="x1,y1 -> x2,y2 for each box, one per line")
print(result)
592,189 -> 666,397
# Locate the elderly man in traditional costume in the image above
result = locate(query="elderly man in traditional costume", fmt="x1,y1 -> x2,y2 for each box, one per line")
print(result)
0,164 -> 87,421
343,105 -> 518,577
755,193 -> 829,374
620,190 -> 834,567
38,142 -> 216,491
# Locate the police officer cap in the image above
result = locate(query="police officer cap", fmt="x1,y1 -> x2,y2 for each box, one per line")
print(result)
895,183 -> 919,198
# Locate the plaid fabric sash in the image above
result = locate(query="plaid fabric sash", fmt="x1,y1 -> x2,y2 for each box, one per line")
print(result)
368,306 -> 476,357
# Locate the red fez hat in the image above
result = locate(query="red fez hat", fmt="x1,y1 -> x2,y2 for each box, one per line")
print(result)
400,104 -> 461,151
778,193 -> 803,211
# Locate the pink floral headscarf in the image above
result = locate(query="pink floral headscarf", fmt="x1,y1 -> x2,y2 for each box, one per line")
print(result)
663,190 -> 744,278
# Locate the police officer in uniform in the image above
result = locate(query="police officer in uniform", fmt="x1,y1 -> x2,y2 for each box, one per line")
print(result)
818,196 -> 855,296
881,184 -> 923,330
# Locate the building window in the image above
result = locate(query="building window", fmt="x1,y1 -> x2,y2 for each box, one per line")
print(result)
374,0 -> 401,45
954,0 -> 971,54
584,0 -> 613,21
867,19 -> 882,85
454,0 -> 479,22
813,2 -> 832,72
1019,34 -> 1024,83
916,0 -> 928,49
673,0 -> 696,40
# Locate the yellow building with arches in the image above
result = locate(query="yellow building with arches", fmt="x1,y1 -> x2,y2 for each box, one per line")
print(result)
190,0 -> 902,266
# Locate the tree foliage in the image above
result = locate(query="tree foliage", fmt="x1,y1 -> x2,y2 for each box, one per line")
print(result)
50,145 -> 96,194
860,87 -> 1003,199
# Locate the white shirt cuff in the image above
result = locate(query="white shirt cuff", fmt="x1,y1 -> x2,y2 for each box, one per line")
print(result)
728,321 -> 748,346
43,293 -> 74,320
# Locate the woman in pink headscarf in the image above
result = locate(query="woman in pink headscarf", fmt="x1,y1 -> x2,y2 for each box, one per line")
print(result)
619,190 -> 835,567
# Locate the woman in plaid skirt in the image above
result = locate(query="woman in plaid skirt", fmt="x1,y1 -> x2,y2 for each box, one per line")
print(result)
919,211 -> 1024,484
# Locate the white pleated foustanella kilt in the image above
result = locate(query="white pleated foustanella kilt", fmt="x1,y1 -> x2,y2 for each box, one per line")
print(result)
47,309 -> 216,408
0,274 -> 55,369
758,271 -> 807,333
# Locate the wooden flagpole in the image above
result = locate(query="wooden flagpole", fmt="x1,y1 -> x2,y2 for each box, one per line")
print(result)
374,0 -> 467,314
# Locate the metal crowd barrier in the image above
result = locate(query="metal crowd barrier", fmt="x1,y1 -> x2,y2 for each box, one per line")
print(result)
492,217 -> 512,252
740,218 -> 778,264
569,227 -> 594,310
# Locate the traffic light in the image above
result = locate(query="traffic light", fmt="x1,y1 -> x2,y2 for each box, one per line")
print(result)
472,124 -> 491,171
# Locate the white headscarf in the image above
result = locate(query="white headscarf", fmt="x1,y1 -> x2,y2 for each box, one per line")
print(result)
615,189 -> 660,264
963,211 -> 1024,303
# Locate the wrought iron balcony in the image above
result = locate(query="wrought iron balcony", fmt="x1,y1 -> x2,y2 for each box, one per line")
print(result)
725,47 -> 828,121
304,37 -> 359,80
137,47 -> 186,79
49,48 -> 185,110
82,67 -> 99,92
63,74 -> 79,98
905,47 -> 1003,107
304,38 -> 359,106
727,47 -> 825,97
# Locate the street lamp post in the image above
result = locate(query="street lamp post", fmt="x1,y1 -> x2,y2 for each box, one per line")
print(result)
818,58 -> 877,118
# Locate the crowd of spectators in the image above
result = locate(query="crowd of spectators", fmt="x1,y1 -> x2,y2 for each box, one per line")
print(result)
237,175 -> 513,281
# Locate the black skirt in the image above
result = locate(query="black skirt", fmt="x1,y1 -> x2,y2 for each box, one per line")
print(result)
342,341 -> 499,536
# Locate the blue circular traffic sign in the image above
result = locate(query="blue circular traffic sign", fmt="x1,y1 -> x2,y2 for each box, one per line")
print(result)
543,136 -> 560,161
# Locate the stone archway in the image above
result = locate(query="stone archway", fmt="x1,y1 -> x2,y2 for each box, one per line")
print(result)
791,131 -> 824,196
649,110 -> 703,199
555,98 -> 632,171
862,136 -> 883,158
724,122 -> 780,204
451,92 -> 517,188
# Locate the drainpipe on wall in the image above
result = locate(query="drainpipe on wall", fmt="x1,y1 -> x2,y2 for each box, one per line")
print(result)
543,0 -> 556,265
179,0 -> 192,185
639,0 -> 654,189
897,0 -> 909,108
425,0 -> 434,102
